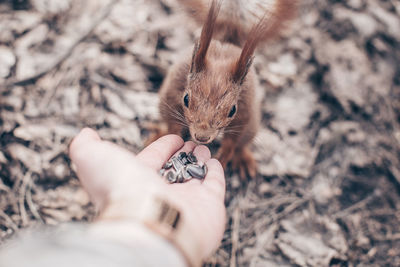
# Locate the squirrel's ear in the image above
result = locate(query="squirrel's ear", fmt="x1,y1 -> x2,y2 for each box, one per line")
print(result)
190,0 -> 220,74
232,10 -> 270,84
232,55 -> 254,85
190,41 -> 200,74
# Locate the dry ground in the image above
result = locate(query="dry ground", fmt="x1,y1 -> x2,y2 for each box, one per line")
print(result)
1,0 -> 400,266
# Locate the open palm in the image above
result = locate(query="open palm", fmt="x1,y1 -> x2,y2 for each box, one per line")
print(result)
69,128 -> 226,259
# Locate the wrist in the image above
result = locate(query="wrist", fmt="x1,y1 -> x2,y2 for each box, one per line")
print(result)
97,192 -> 203,267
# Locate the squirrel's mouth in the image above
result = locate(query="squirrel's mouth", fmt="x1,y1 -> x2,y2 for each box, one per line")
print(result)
190,129 -> 219,145
194,135 -> 211,144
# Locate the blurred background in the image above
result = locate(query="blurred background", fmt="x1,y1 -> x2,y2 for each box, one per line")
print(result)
0,0 -> 400,266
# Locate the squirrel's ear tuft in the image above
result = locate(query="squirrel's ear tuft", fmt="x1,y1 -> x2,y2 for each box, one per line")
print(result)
231,13 -> 267,84
190,40 -> 200,74
190,0 -> 221,74
232,55 -> 254,85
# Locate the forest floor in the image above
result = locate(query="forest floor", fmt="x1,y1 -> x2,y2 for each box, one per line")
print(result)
1,0 -> 400,266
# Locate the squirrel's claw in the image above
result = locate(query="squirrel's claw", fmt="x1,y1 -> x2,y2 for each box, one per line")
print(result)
217,145 -> 257,179
231,147 -> 257,180
216,142 -> 235,169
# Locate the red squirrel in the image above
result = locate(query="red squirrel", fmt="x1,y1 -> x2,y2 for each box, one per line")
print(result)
148,0 -> 297,178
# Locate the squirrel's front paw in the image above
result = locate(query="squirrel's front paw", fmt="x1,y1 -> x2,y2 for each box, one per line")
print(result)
217,145 -> 257,179
231,147 -> 257,179
216,147 -> 234,170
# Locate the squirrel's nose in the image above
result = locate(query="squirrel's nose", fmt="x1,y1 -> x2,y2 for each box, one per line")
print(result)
194,134 -> 210,143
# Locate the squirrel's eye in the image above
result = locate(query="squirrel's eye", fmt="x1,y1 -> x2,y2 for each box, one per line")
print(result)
228,105 -> 236,118
183,93 -> 189,108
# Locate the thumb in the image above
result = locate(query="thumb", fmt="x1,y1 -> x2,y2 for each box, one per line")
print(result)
69,128 -> 161,210
202,158 -> 226,201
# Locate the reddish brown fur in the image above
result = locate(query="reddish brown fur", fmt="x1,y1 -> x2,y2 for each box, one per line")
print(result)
191,0 -> 221,73
234,0 -> 297,84
149,0 -> 297,178
178,0 -> 298,46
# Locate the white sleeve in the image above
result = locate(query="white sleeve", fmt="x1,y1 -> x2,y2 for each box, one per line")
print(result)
0,222 -> 187,267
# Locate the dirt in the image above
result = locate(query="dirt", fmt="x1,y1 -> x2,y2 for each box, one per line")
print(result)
0,0 -> 400,266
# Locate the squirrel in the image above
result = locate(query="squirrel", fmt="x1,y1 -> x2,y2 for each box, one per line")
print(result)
148,0 -> 297,178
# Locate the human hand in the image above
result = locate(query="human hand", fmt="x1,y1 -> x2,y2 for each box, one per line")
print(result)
69,128 -> 226,260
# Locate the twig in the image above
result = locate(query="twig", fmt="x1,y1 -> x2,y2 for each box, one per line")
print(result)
18,172 -> 31,226
0,210 -> 18,232
230,205 -> 241,267
38,69 -> 66,112
333,191 -> 377,219
272,198 -> 308,222
26,179 -> 43,223
90,72 -> 128,96
242,196 -> 299,209
378,233 -> 400,241
374,233 -> 400,241
249,223 -> 278,267
0,182 -> 10,192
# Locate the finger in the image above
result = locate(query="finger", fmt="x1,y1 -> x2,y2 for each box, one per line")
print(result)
70,128 -> 139,208
69,128 -> 101,157
202,159 -> 226,200
192,145 -> 211,164
136,134 -> 184,170
172,140 -> 196,157
71,134 -> 163,209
